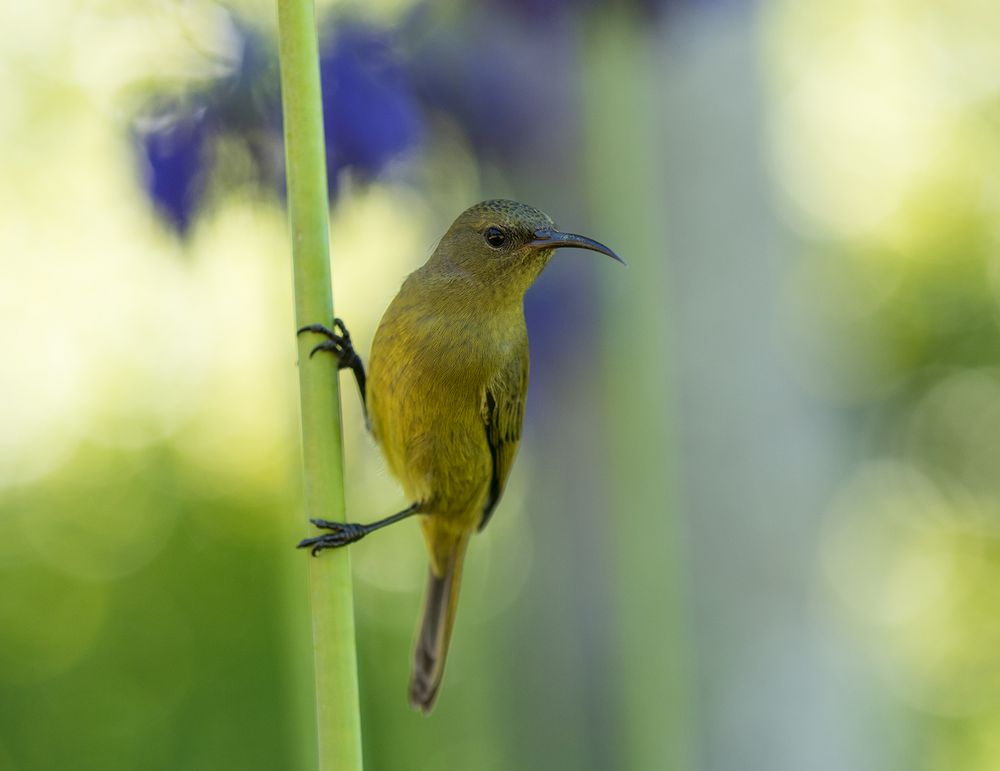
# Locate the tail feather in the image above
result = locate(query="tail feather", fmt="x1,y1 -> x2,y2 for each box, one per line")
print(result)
408,536 -> 468,713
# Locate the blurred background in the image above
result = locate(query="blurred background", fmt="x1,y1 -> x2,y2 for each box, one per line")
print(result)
2,0 -> 999,768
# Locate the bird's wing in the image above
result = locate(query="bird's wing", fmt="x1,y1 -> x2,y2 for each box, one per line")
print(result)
479,347 -> 528,531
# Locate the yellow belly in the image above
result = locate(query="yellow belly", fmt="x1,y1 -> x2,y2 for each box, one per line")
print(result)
367,299 -> 493,532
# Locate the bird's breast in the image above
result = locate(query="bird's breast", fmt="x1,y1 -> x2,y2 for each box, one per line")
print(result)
366,285 -> 525,513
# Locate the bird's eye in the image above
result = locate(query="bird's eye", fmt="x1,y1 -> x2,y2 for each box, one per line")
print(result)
484,226 -> 506,248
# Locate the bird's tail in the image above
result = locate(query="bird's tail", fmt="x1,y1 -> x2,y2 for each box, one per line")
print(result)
408,533 -> 469,713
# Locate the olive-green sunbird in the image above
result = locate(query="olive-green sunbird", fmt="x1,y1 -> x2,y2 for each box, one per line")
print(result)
298,199 -> 623,713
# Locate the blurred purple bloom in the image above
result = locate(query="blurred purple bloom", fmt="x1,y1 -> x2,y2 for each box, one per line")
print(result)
135,108 -> 210,234
409,33 -> 536,159
319,22 -> 423,186
133,18 -> 281,234
133,16 -> 426,235
404,7 -> 578,164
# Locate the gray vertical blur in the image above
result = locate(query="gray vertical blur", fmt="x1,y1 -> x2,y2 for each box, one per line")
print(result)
658,6 -> 882,771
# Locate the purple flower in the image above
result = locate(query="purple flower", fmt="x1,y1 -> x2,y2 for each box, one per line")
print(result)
135,107 -> 211,234
319,22 -> 423,186
132,18 -> 281,234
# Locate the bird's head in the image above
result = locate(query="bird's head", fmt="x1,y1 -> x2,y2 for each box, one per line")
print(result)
433,199 -> 624,296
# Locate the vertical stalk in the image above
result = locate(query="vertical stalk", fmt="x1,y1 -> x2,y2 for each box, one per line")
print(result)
276,1 -> 363,769
582,12 -> 693,771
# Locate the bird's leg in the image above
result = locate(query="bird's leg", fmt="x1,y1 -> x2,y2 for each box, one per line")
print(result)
297,318 -> 368,422
297,503 -> 421,556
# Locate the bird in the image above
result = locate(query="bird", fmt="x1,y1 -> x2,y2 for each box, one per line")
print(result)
296,199 -> 623,713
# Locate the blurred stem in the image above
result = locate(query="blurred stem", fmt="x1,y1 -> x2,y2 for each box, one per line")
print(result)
276,1 -> 363,770
582,12 -> 693,771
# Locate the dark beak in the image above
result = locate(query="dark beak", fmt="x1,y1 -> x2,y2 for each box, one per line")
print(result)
527,228 -> 626,266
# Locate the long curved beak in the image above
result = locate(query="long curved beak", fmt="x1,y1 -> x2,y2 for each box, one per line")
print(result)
528,228 -> 626,266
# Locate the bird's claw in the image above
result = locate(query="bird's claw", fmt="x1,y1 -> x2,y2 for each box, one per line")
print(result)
297,319 -> 359,370
296,520 -> 368,556
297,319 -> 351,342
309,339 -> 352,361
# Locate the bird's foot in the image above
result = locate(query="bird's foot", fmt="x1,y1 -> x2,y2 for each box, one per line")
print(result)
297,318 -> 360,371
297,519 -> 368,556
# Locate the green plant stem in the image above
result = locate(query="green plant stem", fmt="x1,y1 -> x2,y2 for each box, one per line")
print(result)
276,1 -> 363,769
583,12 -> 692,771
